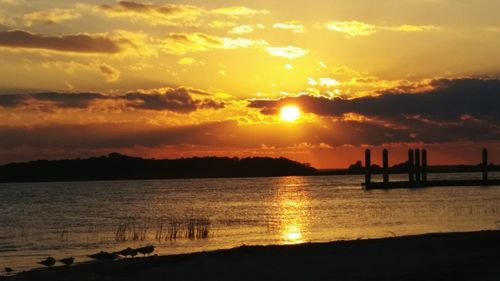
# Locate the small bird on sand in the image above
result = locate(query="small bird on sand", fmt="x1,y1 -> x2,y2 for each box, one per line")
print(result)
129,248 -> 138,258
38,257 -> 56,267
88,251 -> 119,261
4,267 -> 13,273
115,247 -> 138,258
59,257 -> 74,266
116,247 -> 132,257
136,245 -> 155,257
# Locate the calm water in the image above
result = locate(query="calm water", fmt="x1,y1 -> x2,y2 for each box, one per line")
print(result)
1,174 -> 500,272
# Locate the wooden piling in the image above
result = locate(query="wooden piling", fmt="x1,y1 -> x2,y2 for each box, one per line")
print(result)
415,149 -> 421,182
365,149 -> 371,185
483,148 -> 488,181
362,147 -> 498,190
383,149 -> 389,183
422,149 -> 428,182
408,149 -> 414,182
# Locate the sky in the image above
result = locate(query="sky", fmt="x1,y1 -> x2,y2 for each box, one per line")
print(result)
0,0 -> 499,168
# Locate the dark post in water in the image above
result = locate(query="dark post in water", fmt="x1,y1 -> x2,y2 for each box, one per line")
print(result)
415,149 -> 421,182
482,148 -> 488,181
383,149 -> 389,183
422,149 -> 428,182
365,149 -> 371,186
408,149 -> 414,182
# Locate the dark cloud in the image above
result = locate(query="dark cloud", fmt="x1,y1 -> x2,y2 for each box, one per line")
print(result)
107,1 -> 152,12
248,78 -> 500,144
0,24 -> 9,32
125,87 -> 225,112
249,78 -> 500,121
0,121 -> 237,150
0,30 -> 124,53
0,88 -> 225,113
0,117 -> 497,166
199,99 -> 225,110
99,1 -> 199,18
125,89 -> 197,112
0,94 -> 27,107
0,92 -> 106,108
34,92 -> 108,108
0,120 -> 388,151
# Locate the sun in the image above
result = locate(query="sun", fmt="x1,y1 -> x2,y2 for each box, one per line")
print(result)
280,105 -> 301,122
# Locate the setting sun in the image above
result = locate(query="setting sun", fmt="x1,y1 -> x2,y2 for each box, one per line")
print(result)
280,105 -> 301,122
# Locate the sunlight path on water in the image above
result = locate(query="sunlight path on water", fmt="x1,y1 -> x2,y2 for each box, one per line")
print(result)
1,173 -> 500,271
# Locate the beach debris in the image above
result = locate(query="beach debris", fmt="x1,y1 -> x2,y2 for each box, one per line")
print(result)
136,245 -> 155,257
4,267 -> 13,273
88,251 -> 119,261
38,257 -> 56,267
59,257 -> 74,266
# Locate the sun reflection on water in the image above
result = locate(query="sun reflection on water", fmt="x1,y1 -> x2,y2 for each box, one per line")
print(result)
273,177 -> 311,244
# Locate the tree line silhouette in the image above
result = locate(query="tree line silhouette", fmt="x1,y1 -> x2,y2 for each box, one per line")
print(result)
0,153 -> 317,183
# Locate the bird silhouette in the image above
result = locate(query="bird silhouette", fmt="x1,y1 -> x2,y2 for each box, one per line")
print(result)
4,267 -> 13,274
88,251 -> 119,261
59,257 -> 74,266
38,257 -> 56,267
115,247 -> 138,258
136,245 -> 155,257
129,248 -> 138,258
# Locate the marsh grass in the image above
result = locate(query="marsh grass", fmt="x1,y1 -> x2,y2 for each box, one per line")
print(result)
155,218 -> 181,241
115,221 -> 148,242
154,217 -> 211,242
8,215 -> 212,245
187,218 -> 210,239
113,216 -> 211,243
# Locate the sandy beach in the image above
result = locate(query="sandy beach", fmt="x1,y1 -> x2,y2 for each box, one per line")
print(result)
4,230 -> 500,281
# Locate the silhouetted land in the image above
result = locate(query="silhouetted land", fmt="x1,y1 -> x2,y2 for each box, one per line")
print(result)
0,153 -> 498,183
6,230 -> 500,281
0,153 -> 316,183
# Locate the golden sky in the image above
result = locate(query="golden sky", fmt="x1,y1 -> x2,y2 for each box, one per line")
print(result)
0,0 -> 500,168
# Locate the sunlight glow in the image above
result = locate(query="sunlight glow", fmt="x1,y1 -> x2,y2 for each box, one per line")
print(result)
274,177 -> 310,244
280,105 -> 301,122
284,224 -> 303,242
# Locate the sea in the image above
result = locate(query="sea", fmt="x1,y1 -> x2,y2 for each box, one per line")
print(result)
1,173 -> 500,272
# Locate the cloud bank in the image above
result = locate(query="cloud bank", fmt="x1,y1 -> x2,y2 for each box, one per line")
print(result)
249,78 -> 500,143
0,87 -> 225,113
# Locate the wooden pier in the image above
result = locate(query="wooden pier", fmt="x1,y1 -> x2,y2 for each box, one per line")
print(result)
363,148 -> 499,189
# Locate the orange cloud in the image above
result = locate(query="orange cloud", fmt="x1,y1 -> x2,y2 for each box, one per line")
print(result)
325,20 -> 441,37
325,21 -> 377,37
23,8 -> 81,26
97,63 -> 121,82
210,6 -> 269,17
94,1 -> 268,26
98,1 -> 202,26
273,22 -> 305,33
266,46 -> 308,59
161,32 -> 268,55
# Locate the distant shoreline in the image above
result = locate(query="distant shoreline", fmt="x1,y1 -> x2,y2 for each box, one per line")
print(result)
6,230 -> 500,281
0,153 -> 316,184
0,153 -> 498,184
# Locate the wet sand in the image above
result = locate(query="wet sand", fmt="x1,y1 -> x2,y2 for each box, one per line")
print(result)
5,230 -> 500,281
